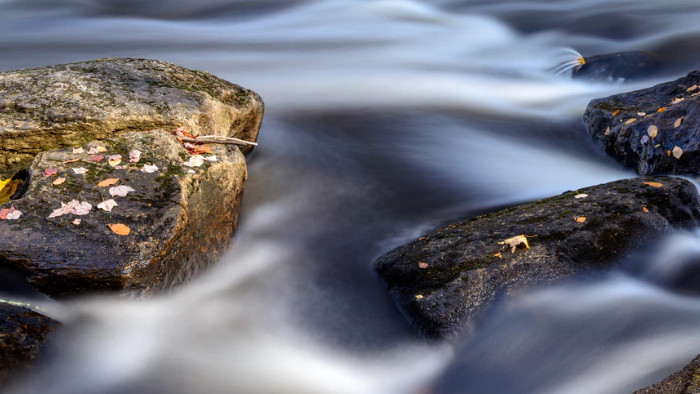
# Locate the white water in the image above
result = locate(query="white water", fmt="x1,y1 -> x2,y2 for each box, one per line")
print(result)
2,0 -> 700,393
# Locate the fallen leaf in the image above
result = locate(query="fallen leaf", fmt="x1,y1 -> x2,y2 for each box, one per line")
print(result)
203,155 -> 218,162
0,179 -> 23,205
672,146 -> 683,159
173,127 -> 194,139
72,219 -> 81,225
140,164 -> 159,173
183,156 -> 204,167
575,216 -> 586,223
97,146 -> 108,153
97,178 -> 120,187
6,209 -> 21,220
642,205 -> 649,212
108,155 -> 122,167
675,117 -> 683,128
574,193 -> 588,199
187,169 -> 196,174
637,112 -> 646,117
604,127 -> 610,136
415,294 -> 424,300
72,147 -> 85,154
97,199 -> 118,212
667,149 -> 671,157
418,262 -> 429,269
657,107 -> 668,112
62,158 -> 80,164
52,177 -> 66,186
612,109 -> 620,116
73,167 -> 88,175
647,125 -> 658,138
108,223 -> 131,236
47,200 -> 92,218
43,168 -> 58,177
129,149 -> 142,163
493,252 -> 503,259
687,85 -> 698,92
89,155 -> 105,162
0,205 -> 16,220
498,235 -> 531,253
109,185 -> 135,197
672,97 -> 684,104
643,182 -> 664,188
624,118 -> 636,125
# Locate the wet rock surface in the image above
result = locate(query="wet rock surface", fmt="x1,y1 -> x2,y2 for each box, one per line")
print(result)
0,302 -> 59,384
0,130 -> 247,297
584,71 -> 700,175
375,177 -> 700,339
0,58 -> 263,178
635,354 -> 700,393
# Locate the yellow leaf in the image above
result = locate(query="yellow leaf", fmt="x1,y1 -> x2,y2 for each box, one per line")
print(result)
575,216 -> 586,223
108,159 -> 121,167
97,178 -> 120,187
624,118 -> 636,125
643,182 -> 664,188
107,223 -> 131,236
498,235 -> 531,253
0,178 -> 23,206
493,252 -> 503,259
415,294 -> 424,300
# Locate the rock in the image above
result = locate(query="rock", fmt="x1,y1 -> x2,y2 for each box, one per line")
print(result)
572,51 -> 661,82
0,58 -> 263,178
375,177 -> 700,339
634,354 -> 700,393
0,130 -> 247,297
0,302 -> 59,384
584,71 -> 700,175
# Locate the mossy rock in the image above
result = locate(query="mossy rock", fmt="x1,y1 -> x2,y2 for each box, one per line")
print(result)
375,177 -> 700,339
0,58 -> 263,178
635,354 -> 700,393
0,130 -> 246,297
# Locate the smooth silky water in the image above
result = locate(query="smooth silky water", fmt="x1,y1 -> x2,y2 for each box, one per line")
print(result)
2,0 -> 700,393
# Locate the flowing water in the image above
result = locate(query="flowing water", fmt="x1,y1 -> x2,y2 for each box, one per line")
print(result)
2,0 -> 700,393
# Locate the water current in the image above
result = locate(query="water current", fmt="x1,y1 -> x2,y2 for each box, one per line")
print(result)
2,0 -> 700,393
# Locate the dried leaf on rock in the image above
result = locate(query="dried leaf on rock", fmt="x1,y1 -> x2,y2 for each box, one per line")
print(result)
129,149 -> 142,163
672,146 -> 683,159
643,181 -> 664,188
575,216 -> 586,223
89,155 -> 105,162
109,185 -> 135,197
624,118 -> 636,125
43,168 -> 58,177
108,223 -> 131,236
647,125 -> 658,138
52,177 -> 66,186
574,194 -> 588,199
97,178 -> 120,187
140,164 -> 159,173
108,155 -> 122,167
657,107 -> 668,112
6,209 -> 21,220
642,205 -> 649,212
204,155 -> 218,162
73,167 -> 88,175
72,147 -> 85,154
173,127 -> 194,139
612,109 -> 620,116
672,97 -> 684,104
183,156 -> 204,167
0,205 -> 17,220
0,179 -> 23,205
72,219 -> 81,225
97,199 -> 118,212
48,200 -> 92,218
418,262 -> 429,269
498,235 -> 531,253
675,117 -> 683,128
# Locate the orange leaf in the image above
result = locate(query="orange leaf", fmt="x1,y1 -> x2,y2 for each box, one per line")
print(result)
612,109 -> 620,116
643,182 -> 664,188
657,107 -> 668,112
575,216 -> 586,223
642,205 -> 649,212
97,178 -> 120,187
107,223 -> 131,236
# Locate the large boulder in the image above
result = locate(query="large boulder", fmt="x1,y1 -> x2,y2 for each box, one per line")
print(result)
634,355 -> 700,393
584,71 -> 700,175
0,302 -> 59,384
0,58 -> 263,178
375,177 -> 700,339
0,130 -> 246,297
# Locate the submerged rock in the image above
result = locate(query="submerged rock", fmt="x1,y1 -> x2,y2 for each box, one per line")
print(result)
0,130 -> 247,297
0,58 -> 263,178
375,177 -> 700,339
0,302 -> 59,384
572,51 -> 661,82
634,354 -> 700,393
584,71 -> 700,175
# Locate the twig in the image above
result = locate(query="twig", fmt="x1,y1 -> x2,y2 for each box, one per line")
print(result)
178,135 -> 258,147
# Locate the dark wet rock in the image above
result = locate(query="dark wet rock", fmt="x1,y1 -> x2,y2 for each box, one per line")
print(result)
573,51 -> 661,82
375,177 -> 700,339
0,130 -> 247,297
0,302 -> 59,384
634,354 -> 700,393
584,71 -> 700,175
0,58 -> 263,178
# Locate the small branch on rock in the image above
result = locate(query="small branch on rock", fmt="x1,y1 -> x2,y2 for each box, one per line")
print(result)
178,135 -> 258,147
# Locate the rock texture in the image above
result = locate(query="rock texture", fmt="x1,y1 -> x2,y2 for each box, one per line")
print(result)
0,58 -> 263,178
584,71 -> 700,175
0,302 -> 59,384
635,355 -> 700,394
0,130 -> 247,297
375,177 -> 700,339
